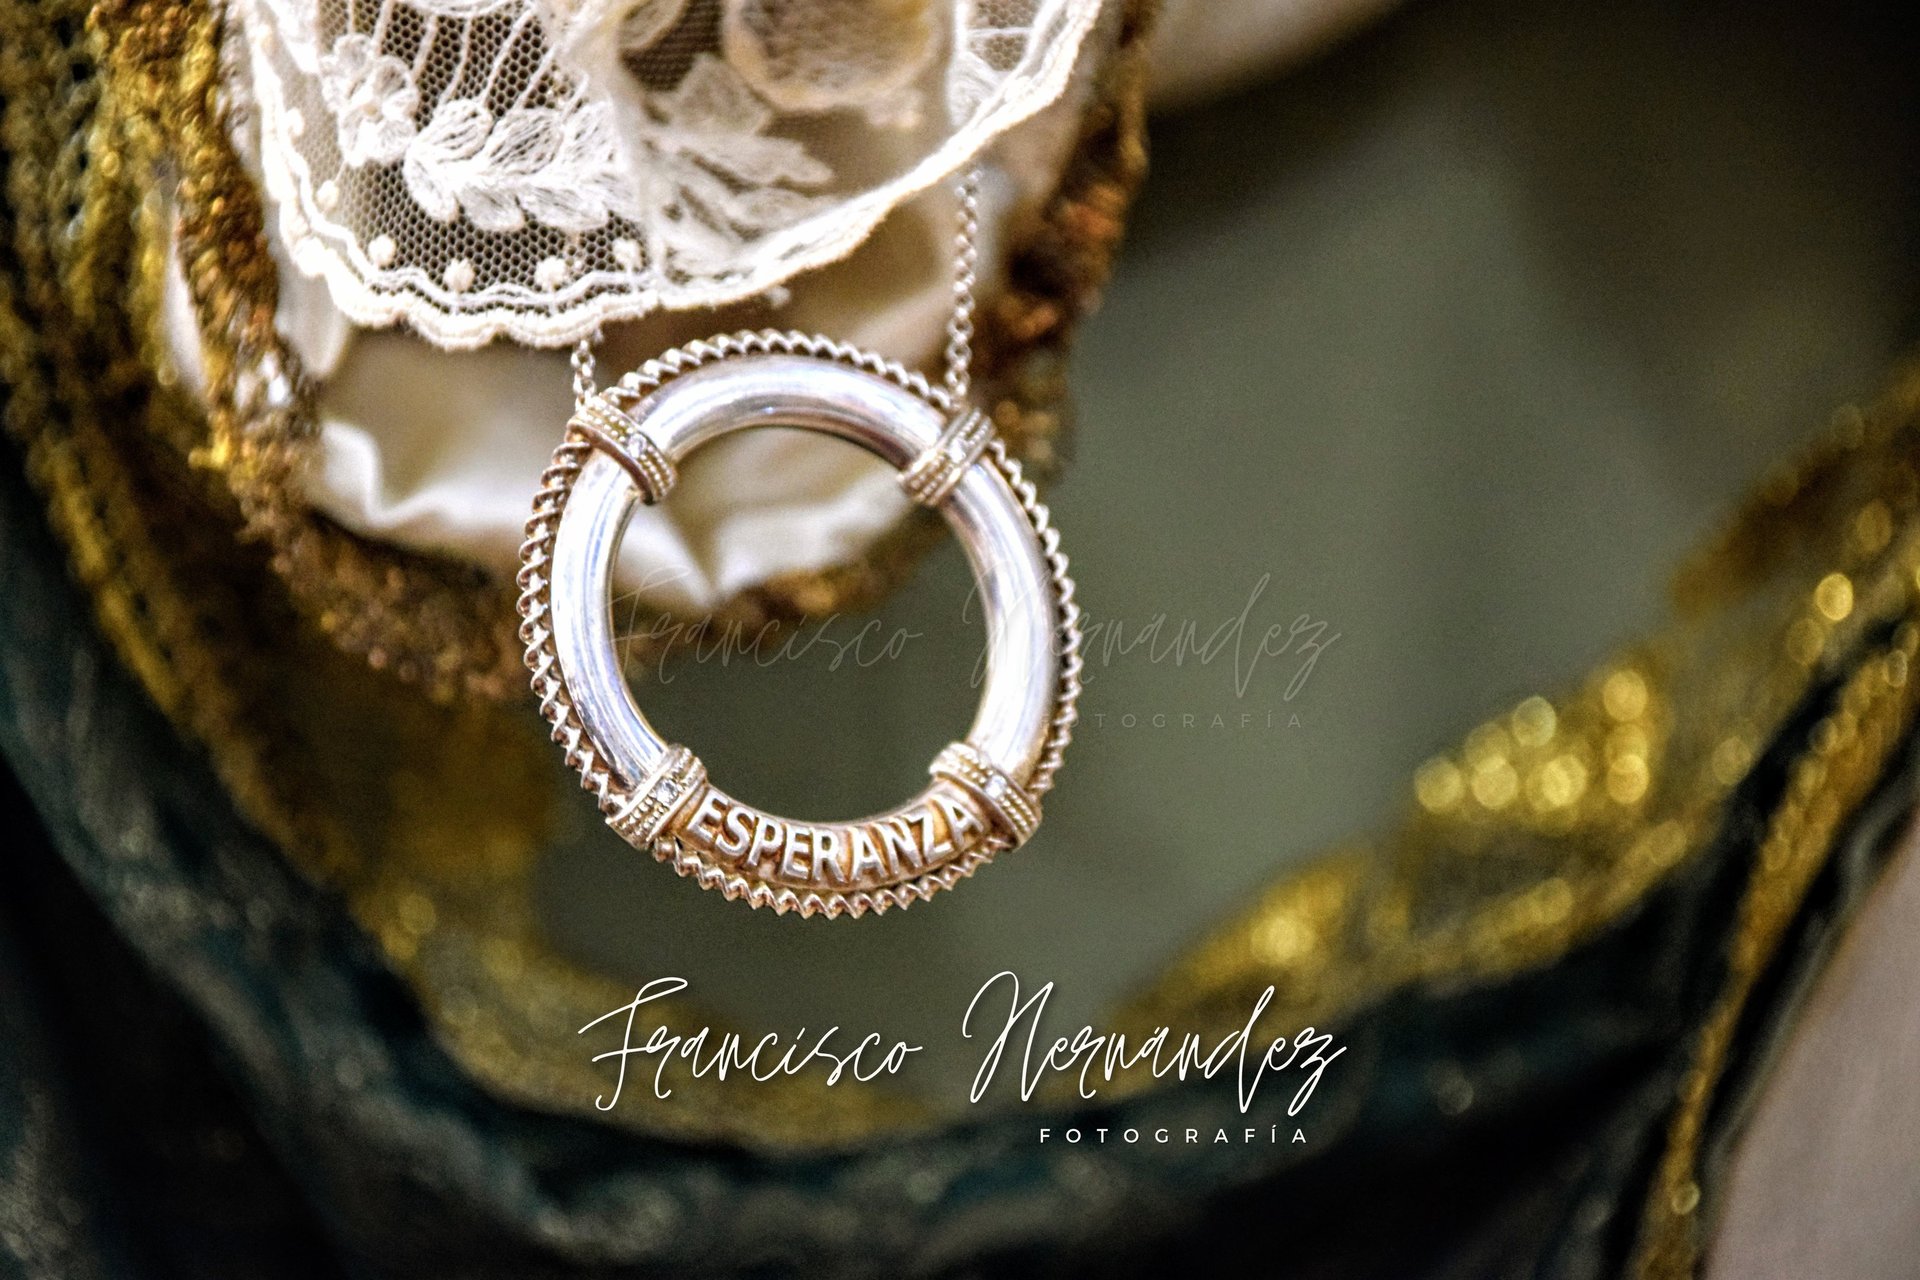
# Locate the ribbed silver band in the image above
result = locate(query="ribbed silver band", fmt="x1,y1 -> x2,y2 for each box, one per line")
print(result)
608,745 -> 707,847
899,406 -> 993,508
571,394 -> 677,503
931,741 -> 1041,847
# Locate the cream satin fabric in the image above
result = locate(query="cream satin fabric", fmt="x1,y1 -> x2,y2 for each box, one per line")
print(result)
160,0 -> 1374,614
290,171 -> 1015,614
163,65 -> 1097,613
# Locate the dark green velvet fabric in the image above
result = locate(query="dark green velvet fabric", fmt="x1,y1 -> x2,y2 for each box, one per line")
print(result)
3,411 -> 1915,1278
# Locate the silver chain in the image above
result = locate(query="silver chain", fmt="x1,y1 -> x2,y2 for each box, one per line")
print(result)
570,165 -> 985,407
570,327 -> 601,405
942,165 -> 982,402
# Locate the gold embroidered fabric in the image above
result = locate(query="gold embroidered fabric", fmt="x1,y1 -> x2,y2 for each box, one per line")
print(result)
8,0 -> 1920,1273
1,0 -> 1153,1147
1116,379 -> 1920,1274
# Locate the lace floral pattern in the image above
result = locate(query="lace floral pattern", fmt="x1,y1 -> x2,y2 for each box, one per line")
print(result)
235,0 -> 1104,348
402,98 -> 629,234
318,33 -> 420,164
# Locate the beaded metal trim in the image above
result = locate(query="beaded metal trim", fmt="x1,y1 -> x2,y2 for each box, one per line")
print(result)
517,330 -> 1084,917
931,740 -> 1042,846
900,407 -> 994,507
569,394 -> 677,503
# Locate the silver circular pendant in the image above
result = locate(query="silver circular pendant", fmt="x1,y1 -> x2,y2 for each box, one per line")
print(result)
517,332 -> 1082,917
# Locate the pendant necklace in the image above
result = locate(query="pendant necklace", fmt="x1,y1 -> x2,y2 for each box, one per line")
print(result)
516,169 -> 1083,917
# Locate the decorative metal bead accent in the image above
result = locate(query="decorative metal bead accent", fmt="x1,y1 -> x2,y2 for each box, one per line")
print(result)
571,394 -> 676,503
899,406 -> 993,507
608,745 -> 707,847
931,741 -> 1041,847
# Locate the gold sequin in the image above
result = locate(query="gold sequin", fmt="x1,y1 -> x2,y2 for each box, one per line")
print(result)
1815,571 -> 1854,621
1512,695 -> 1558,747
1415,758 -> 1466,813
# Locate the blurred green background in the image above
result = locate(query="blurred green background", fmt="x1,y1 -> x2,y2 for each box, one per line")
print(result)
538,0 -> 1920,1098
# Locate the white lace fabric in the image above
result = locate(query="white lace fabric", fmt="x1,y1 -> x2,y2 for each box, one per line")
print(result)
236,0 -> 1102,348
